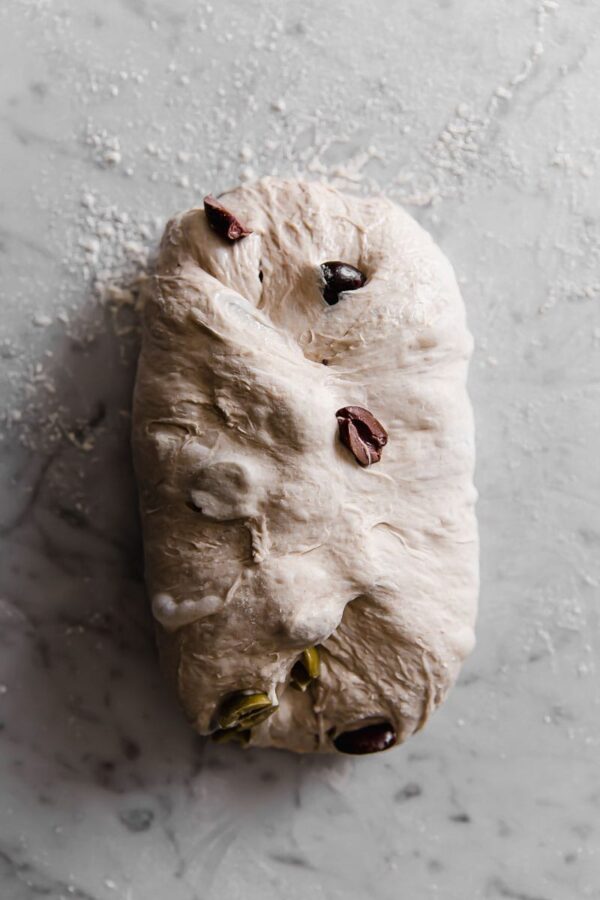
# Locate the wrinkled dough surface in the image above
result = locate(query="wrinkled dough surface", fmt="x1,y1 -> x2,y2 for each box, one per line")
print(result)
132,178 -> 479,753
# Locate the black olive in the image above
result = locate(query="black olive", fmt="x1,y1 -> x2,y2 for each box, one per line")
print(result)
320,261 -> 366,306
333,721 -> 397,755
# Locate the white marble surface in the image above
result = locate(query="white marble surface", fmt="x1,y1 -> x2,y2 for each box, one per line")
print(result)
1,1 -> 599,898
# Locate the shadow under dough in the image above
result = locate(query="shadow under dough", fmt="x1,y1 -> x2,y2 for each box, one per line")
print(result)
0,284 -> 347,818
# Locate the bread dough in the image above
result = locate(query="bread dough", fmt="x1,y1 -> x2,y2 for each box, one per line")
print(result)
132,178 -> 478,753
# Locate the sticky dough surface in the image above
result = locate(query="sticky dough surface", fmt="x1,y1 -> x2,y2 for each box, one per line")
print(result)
132,178 -> 479,753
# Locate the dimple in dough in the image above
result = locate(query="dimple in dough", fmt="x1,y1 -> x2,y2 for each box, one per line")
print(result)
132,178 -> 479,753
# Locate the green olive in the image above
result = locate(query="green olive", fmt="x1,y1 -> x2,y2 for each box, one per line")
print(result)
217,691 -> 274,730
211,728 -> 251,746
290,647 -> 321,692
232,706 -> 275,729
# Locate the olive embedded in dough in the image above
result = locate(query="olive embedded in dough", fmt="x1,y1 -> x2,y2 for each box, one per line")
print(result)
333,722 -> 397,755
290,647 -> 321,691
336,406 -> 388,467
203,194 -> 253,242
217,691 -> 275,730
320,260 -> 367,305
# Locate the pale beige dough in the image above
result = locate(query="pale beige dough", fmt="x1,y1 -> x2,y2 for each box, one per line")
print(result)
132,177 -> 478,753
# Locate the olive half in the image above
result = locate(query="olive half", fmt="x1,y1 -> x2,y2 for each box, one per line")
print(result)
290,647 -> 321,692
333,721 -> 397,755
217,691 -> 275,730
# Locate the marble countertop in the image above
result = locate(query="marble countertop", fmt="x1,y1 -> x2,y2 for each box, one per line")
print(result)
1,1 -> 599,898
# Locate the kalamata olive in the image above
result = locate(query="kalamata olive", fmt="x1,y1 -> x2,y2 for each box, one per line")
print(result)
203,195 -> 252,242
333,721 -> 397,755
320,261 -> 366,305
336,406 -> 388,467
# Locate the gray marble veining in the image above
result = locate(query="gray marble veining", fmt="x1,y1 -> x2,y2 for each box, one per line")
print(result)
1,1 -> 599,898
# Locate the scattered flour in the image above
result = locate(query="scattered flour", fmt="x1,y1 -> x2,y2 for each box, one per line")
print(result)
1,0 -> 593,482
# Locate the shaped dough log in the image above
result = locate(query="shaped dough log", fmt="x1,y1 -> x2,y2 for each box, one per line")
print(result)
132,178 -> 478,754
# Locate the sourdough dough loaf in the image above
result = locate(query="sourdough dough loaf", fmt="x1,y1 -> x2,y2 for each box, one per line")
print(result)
132,178 -> 478,754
